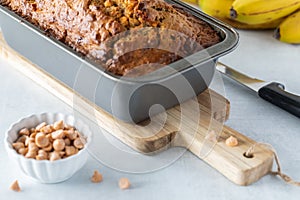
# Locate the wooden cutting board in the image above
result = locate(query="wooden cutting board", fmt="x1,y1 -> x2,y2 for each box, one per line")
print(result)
0,33 -> 274,186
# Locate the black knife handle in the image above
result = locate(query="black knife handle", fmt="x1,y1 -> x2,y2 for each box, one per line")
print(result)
258,82 -> 300,118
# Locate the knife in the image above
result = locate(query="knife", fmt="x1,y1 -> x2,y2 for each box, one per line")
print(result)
216,62 -> 300,118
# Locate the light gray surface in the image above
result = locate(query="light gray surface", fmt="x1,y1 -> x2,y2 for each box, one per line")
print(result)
0,29 -> 300,199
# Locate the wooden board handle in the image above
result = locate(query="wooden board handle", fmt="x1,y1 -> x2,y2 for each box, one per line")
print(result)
173,119 -> 274,186
152,92 -> 275,185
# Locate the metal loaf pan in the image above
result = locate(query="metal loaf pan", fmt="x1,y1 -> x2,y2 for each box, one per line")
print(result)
0,0 -> 239,123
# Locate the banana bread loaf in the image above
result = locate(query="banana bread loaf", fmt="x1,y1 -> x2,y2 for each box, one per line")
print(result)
2,0 -> 221,76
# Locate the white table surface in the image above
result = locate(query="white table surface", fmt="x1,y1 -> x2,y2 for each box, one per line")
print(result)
1,27 -> 300,199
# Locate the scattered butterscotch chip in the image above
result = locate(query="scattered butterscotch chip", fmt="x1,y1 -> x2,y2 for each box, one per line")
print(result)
118,178 -> 130,190
91,170 -> 103,183
10,180 -> 21,192
225,136 -> 239,147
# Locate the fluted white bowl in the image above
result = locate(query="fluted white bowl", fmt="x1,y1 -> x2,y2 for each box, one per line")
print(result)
4,113 -> 92,183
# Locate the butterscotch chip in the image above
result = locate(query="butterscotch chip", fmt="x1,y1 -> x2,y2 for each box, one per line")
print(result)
91,170 -> 103,183
12,142 -> 25,151
46,133 -> 54,143
29,131 -> 38,139
18,147 -> 28,156
16,135 -> 27,144
37,150 -> 48,160
53,120 -> 64,130
65,129 -> 77,140
73,138 -> 84,149
36,122 -> 47,131
10,180 -> 21,192
64,138 -> 71,146
28,142 -> 39,152
104,0 -> 112,7
119,16 -> 128,26
30,128 -> 36,134
19,128 -> 30,136
40,125 -> 53,134
51,130 -> 65,140
225,136 -> 239,147
64,124 -> 74,130
35,132 -> 50,148
25,150 -> 37,159
43,143 -> 53,152
65,146 -> 77,156
49,151 -> 61,161
25,137 -> 34,146
40,150 -> 48,156
53,139 -> 65,151
118,178 -> 130,190
58,151 -> 66,157
36,154 -> 47,160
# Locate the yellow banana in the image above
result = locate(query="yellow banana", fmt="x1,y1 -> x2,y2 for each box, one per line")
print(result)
201,0 -> 234,18
181,0 -> 198,5
216,17 -> 285,30
198,0 -> 204,8
231,0 -> 300,25
274,10 -> 300,44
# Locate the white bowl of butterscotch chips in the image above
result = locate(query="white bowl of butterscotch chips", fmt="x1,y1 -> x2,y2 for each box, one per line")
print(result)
5,113 -> 92,183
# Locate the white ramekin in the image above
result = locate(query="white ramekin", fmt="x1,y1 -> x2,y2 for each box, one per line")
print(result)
4,113 -> 92,183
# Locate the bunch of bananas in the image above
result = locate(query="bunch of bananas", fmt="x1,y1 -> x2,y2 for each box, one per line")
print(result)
183,0 -> 300,44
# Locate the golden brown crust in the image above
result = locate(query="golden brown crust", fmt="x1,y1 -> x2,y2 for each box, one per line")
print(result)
3,0 -> 221,76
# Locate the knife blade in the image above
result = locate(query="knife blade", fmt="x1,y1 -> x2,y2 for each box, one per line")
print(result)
216,62 -> 300,118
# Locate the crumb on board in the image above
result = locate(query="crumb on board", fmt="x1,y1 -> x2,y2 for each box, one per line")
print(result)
225,136 -> 239,147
